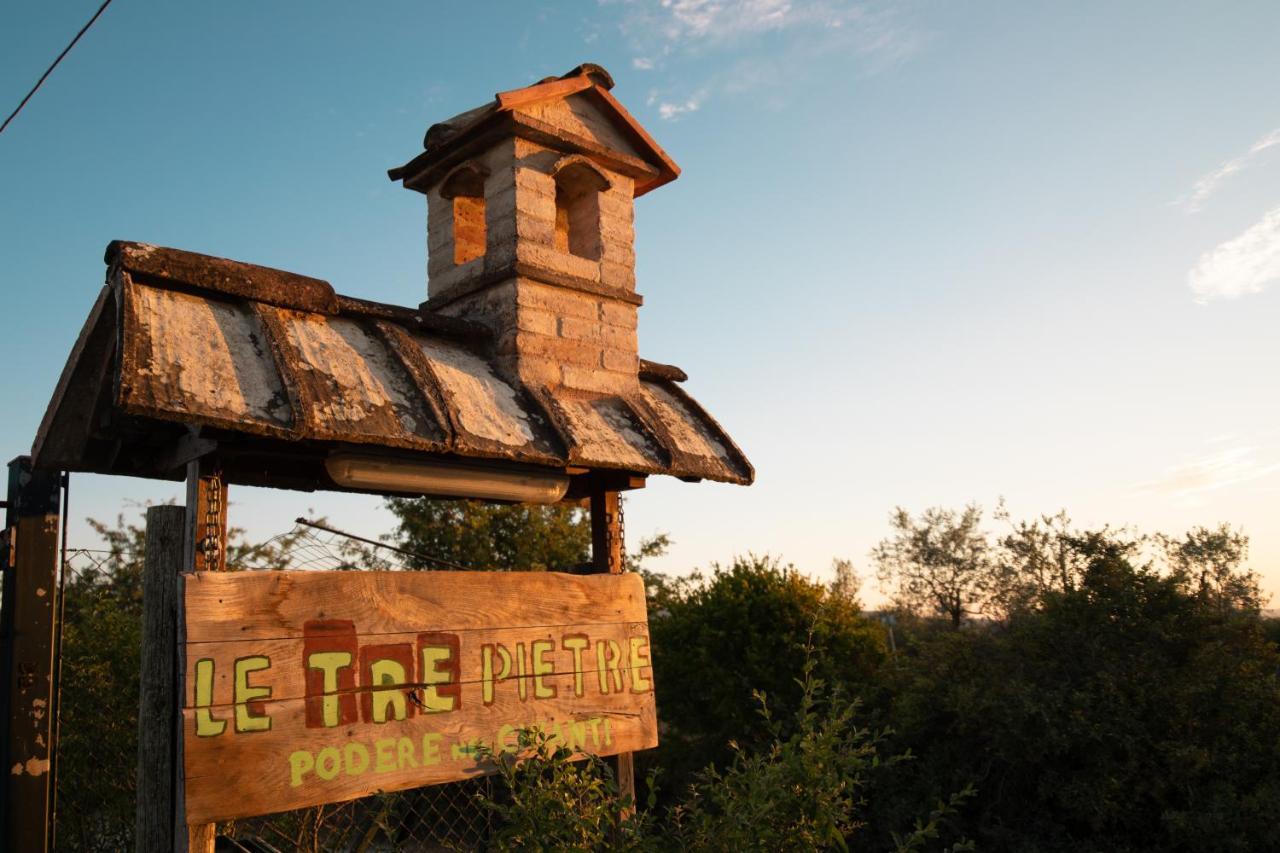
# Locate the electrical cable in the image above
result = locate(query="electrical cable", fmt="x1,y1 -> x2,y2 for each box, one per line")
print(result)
0,0 -> 114,137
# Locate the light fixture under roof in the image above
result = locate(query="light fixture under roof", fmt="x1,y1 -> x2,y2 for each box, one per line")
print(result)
324,453 -> 570,504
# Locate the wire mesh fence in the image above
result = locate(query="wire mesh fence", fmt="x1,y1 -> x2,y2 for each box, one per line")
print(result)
55,547 -> 140,852
52,523 -> 496,852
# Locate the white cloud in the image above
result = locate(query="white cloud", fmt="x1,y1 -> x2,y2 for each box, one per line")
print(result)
1136,444 -> 1280,505
619,1 -> 924,119
659,0 -> 794,40
1188,206 -> 1280,302
658,96 -> 702,119
1180,127 -> 1280,213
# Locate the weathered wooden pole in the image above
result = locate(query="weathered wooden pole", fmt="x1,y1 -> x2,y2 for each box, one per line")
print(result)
0,457 -> 63,853
136,504 -> 184,852
182,457 -> 226,853
589,485 -> 636,805
135,455 -> 227,853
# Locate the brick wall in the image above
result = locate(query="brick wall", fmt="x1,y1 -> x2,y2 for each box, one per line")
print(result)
425,125 -> 642,396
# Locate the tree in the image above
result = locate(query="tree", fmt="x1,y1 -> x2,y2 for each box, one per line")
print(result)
386,498 -> 591,571
874,528 -> 1280,852
1159,523 -> 1264,614
872,505 -> 993,628
989,506 -> 1149,620
644,555 -> 887,795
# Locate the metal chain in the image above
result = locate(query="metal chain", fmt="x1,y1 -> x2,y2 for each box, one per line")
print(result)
617,494 -> 626,571
201,469 -> 222,569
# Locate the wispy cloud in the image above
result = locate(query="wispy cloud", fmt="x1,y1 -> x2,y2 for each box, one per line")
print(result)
1187,206 -> 1280,303
1135,444 -> 1280,505
613,1 -> 925,119
658,96 -> 703,119
657,0 -> 803,41
1179,127 -> 1280,213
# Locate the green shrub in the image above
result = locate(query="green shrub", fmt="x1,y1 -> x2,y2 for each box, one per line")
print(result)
645,555 -> 887,793
476,657 -> 971,852
474,730 -> 656,852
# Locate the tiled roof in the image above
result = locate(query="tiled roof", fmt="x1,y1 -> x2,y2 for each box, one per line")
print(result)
388,63 -> 679,198
33,242 -> 753,491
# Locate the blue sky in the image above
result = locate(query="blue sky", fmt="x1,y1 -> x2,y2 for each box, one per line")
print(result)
3,1 -> 1278,602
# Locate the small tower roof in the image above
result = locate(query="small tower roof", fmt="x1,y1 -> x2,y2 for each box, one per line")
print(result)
388,63 -> 680,197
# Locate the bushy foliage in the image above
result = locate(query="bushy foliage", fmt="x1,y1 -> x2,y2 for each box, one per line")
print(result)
874,531 -> 1280,851
475,730 -> 655,852
668,661 -> 956,852
386,498 -> 591,571
55,509 -> 315,848
643,555 -> 887,792
52,502 -> 1280,852
478,661 -> 971,852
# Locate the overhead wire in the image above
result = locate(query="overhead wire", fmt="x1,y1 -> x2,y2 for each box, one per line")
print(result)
0,0 -> 114,137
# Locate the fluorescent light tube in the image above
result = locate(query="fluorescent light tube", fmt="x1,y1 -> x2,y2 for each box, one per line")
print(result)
324,453 -> 569,504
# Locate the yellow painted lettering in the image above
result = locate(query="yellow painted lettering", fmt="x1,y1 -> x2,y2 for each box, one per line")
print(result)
288,750 -> 313,787
603,717 -> 613,746
562,635 -> 588,697
587,717 -> 604,749
369,658 -> 408,723
532,639 -> 556,699
419,645 -> 457,713
496,723 -> 518,753
194,658 -> 225,737
595,640 -> 623,694
421,733 -> 442,766
316,747 -> 341,781
234,656 -> 272,732
397,736 -> 417,769
481,644 -> 512,706
344,742 -> 370,776
569,720 -> 587,751
628,637 -> 652,693
515,642 -> 529,701
307,651 -> 352,727
375,738 -> 397,772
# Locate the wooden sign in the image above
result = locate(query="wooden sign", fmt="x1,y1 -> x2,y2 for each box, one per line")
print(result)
180,570 -> 656,824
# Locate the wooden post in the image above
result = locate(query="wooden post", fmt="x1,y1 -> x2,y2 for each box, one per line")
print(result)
182,459 -> 226,852
0,457 -> 62,853
183,459 -> 227,574
136,505 -> 184,853
590,488 -> 623,575
589,485 -> 635,806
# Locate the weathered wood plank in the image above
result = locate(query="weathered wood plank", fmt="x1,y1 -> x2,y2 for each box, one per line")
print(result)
2,459 -> 62,853
183,670 -> 655,824
108,240 -> 339,315
591,489 -> 623,574
182,464 -> 224,853
589,487 -> 637,807
183,570 -> 647,642
180,569 -> 655,824
136,505 -> 185,853
183,621 -> 651,709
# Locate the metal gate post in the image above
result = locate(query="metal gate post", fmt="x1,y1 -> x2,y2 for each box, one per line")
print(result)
1,456 -> 63,853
